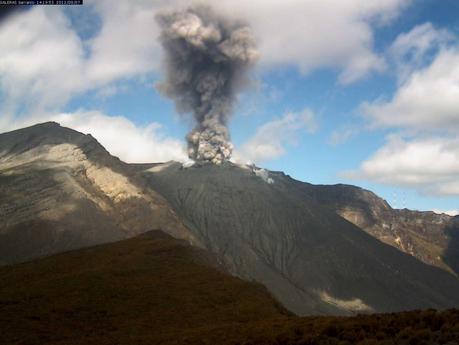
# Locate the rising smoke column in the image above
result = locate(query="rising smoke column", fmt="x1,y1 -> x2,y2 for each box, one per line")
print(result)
156,5 -> 258,165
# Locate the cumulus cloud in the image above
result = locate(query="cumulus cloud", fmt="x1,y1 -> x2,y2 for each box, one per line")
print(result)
0,110 -> 187,164
389,22 -> 454,82
0,7 -> 85,114
362,24 -> 459,131
0,0 -> 410,117
214,0 -> 408,83
236,109 -> 317,164
430,181 -> 459,197
345,136 -> 459,185
345,136 -> 459,196
351,24 -> 459,197
0,2 -> 161,116
52,111 -> 187,163
0,2 -> 186,164
0,0 -> 412,167
85,0 -> 161,84
362,48 -> 459,131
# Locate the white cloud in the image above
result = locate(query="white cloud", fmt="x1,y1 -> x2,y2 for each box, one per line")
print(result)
0,110 -> 187,164
85,0 -> 161,84
433,209 -> 459,217
0,0 -> 411,129
0,2 -> 180,162
0,0 -> 411,117
0,0 -> 413,167
53,111 -> 187,163
362,24 -> 459,131
214,0 -> 408,83
350,24 -> 459,197
0,7 -> 86,114
345,136 -> 459,196
236,109 -> 317,164
389,22 -> 453,82
430,181 -> 459,197
0,3 -> 162,117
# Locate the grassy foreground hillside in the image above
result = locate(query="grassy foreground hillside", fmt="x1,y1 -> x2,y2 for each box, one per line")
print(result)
1,231 -> 458,345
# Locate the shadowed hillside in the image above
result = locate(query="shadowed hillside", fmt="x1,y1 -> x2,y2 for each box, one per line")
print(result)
0,231 -> 289,345
284,179 -> 459,275
1,231 -> 458,345
445,217 -> 459,275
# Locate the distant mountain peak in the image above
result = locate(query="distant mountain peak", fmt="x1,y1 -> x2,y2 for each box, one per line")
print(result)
0,121 -> 98,159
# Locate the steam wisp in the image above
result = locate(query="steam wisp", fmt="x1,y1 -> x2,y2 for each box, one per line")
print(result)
156,5 -> 258,164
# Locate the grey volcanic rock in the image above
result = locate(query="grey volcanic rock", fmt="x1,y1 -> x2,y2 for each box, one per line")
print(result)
285,180 -> 459,274
0,123 -> 191,264
141,162 -> 459,315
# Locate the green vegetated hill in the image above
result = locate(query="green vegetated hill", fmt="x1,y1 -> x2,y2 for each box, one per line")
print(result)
1,232 -> 458,345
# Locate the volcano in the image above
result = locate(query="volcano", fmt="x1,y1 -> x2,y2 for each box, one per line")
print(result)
1,122 -> 458,316
139,161 -> 459,315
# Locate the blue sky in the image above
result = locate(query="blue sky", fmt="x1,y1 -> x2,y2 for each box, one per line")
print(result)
0,0 -> 458,215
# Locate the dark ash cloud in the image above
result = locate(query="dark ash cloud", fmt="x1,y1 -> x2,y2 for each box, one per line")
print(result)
156,4 -> 258,164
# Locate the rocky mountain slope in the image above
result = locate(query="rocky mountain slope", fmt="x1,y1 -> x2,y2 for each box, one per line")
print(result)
1,122 -> 459,317
286,180 -> 459,275
0,122 -> 191,265
141,162 -> 459,315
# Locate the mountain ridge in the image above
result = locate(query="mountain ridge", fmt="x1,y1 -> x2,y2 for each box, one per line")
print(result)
0,122 -> 192,264
142,161 -> 459,315
286,179 -> 459,275
1,122 -> 459,316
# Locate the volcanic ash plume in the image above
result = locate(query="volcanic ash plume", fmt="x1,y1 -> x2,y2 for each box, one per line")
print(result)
156,5 -> 258,165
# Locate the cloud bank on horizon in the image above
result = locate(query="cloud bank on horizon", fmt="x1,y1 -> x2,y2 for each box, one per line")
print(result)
0,0 -> 458,212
